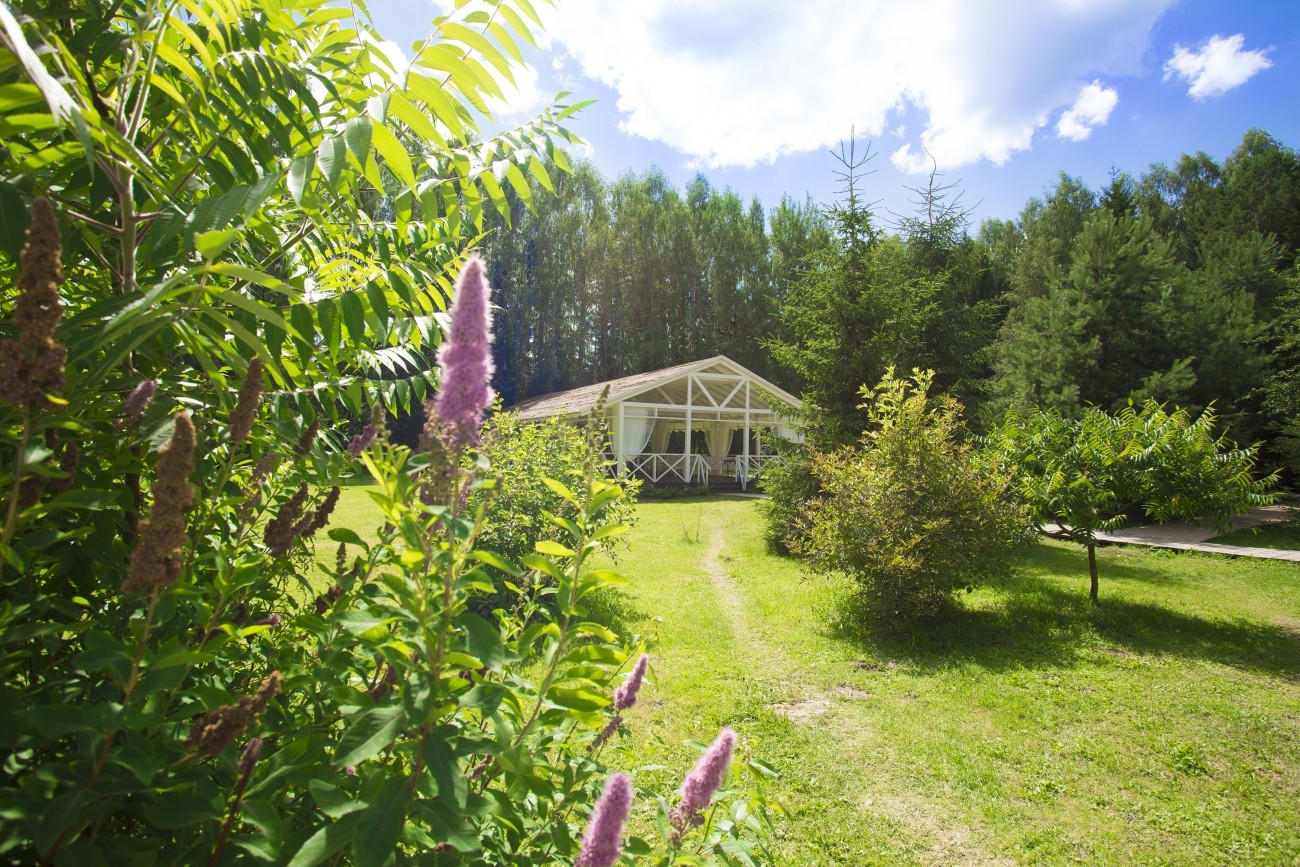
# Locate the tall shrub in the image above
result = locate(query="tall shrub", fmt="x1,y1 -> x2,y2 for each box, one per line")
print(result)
797,370 -> 1028,623
472,410 -> 639,565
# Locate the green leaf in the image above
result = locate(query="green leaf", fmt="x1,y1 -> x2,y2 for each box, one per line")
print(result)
340,291 -> 366,343
326,528 -> 369,549
286,812 -> 361,867
309,781 -> 364,820
547,685 -> 609,713
334,704 -> 406,769
351,777 -> 409,867
541,477 -> 577,504
456,612 -> 505,671
504,161 -> 532,204
535,540 -> 575,558
194,228 -> 239,260
288,153 -> 315,205
319,136 -> 345,190
421,733 -> 468,810
413,799 -> 480,853
344,117 -> 373,166
572,622 -> 617,643
371,122 -> 416,190
336,609 -> 396,636
150,650 -> 215,670
470,549 -> 521,576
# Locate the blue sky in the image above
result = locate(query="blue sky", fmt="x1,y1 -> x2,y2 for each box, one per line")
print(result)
371,0 -> 1299,226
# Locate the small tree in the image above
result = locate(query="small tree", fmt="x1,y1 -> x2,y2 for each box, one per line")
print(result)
797,370 -> 1028,624
985,402 -> 1278,603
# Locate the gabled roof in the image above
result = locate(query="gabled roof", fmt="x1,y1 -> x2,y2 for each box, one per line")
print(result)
510,355 -> 801,420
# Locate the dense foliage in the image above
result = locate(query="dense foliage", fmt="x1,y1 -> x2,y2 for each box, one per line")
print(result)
983,401 -> 1278,602
483,131 -> 1300,485
0,4 -> 776,864
794,370 -> 1028,623
754,438 -> 818,555
470,410 -> 639,565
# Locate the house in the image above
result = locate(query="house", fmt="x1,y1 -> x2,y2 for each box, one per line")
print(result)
510,355 -> 802,491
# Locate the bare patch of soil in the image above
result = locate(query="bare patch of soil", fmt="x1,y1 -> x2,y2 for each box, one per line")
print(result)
768,699 -> 831,723
835,685 -> 872,700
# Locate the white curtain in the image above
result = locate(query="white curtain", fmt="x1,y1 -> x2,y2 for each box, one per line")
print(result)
650,419 -> 672,454
773,423 -> 804,444
704,422 -> 734,461
617,416 -> 654,457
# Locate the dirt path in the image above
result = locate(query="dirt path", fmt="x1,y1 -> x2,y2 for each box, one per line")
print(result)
700,519 -> 830,720
700,512 -> 1009,864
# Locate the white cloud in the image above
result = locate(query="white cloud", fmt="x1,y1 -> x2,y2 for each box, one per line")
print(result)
486,61 -> 548,121
1163,34 -> 1272,99
533,0 -> 1175,172
1055,80 -> 1119,141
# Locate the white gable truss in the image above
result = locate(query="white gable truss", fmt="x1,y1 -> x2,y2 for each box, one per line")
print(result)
511,355 -> 801,488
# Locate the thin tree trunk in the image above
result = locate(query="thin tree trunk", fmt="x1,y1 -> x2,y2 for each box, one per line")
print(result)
1087,541 -> 1099,604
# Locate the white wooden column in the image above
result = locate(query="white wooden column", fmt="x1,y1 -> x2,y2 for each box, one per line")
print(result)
616,402 -> 625,477
685,376 -> 693,483
742,381 -> 750,489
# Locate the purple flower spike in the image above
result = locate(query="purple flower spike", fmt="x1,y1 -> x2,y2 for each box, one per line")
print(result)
256,614 -> 280,627
670,728 -> 736,842
575,772 -> 633,867
613,654 -> 649,711
123,379 -> 157,422
431,256 -> 494,450
348,423 -> 376,457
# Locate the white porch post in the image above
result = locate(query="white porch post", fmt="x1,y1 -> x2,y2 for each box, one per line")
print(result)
685,376 -> 693,484
742,381 -> 751,489
616,402 -> 625,477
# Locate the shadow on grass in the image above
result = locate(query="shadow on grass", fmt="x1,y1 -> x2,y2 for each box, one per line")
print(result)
582,588 -> 651,639
826,556 -> 1300,682
1028,542 -> 1186,588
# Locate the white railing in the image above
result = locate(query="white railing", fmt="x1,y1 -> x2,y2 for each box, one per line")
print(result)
624,453 -> 708,484
732,454 -> 779,490
623,454 -> 780,489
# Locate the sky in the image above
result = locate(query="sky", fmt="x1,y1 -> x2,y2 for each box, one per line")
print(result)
369,0 -> 1300,227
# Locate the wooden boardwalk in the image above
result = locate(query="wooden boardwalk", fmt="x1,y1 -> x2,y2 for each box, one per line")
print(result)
1043,506 -> 1300,563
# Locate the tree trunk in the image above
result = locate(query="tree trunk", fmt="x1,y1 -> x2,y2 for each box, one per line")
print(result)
1087,540 -> 1099,604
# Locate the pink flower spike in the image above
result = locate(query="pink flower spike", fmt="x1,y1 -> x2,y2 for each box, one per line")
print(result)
575,772 -> 633,867
432,256 -> 494,450
613,654 -> 649,711
123,379 -> 157,422
348,423 -> 376,457
670,728 -> 737,842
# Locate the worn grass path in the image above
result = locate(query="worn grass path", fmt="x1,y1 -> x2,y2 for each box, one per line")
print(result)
600,497 -> 1300,865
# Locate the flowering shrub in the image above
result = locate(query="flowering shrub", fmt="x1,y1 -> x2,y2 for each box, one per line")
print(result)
0,208 -> 775,863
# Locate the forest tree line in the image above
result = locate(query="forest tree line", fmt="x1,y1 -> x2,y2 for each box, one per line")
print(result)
479,129 -> 1300,476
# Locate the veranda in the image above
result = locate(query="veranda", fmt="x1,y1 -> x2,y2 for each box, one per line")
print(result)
511,356 -> 802,490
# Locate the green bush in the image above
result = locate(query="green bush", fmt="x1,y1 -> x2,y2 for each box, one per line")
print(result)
796,370 -> 1029,623
756,438 -> 820,554
472,411 -> 638,566
639,483 -> 710,500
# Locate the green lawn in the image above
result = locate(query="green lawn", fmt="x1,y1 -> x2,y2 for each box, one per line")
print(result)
323,489 -> 1300,864
601,498 -> 1300,865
